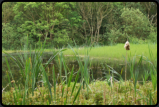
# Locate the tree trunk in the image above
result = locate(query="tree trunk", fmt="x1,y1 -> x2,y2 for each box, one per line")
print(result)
97,28 -> 100,42
50,33 -> 52,40
94,29 -> 97,43
97,19 -> 102,43
91,27 -> 93,44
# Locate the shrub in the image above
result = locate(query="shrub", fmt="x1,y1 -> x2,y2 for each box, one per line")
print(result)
148,27 -> 157,43
120,7 -> 150,39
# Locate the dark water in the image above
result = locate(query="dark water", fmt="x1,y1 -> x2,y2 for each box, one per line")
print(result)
2,53 -> 151,91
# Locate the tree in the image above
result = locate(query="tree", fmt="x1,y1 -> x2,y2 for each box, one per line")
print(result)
77,2 -> 113,44
2,23 -> 25,50
2,2 -> 16,24
13,2 -> 71,47
142,2 -> 157,27
62,2 -> 84,46
77,2 -> 95,44
120,7 -> 151,39
2,2 -> 157,49
94,2 -> 113,43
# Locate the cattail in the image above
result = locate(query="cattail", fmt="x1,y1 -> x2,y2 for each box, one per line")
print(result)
124,40 -> 130,97
124,40 -> 130,50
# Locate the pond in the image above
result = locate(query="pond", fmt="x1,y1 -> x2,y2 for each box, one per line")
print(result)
2,52 -> 151,91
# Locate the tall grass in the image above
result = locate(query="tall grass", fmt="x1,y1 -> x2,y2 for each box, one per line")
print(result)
2,36 -> 157,105
2,35 -> 94,105
126,44 -> 157,105
3,35 -> 67,105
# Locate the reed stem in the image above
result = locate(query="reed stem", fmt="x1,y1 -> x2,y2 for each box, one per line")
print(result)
125,50 -> 127,87
125,50 -> 127,103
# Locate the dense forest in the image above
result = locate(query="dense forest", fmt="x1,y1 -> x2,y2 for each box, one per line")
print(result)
2,2 -> 157,50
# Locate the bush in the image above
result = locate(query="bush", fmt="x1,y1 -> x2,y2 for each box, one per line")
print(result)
129,26 -> 157,44
148,27 -> 157,43
106,28 -> 127,45
53,29 -> 72,48
129,37 -> 140,44
2,23 -> 22,50
120,7 -> 150,39
129,36 -> 152,44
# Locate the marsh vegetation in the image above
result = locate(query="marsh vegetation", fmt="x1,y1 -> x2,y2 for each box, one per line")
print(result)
2,2 -> 157,105
2,37 -> 157,105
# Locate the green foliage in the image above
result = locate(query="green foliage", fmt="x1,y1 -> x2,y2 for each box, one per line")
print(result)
106,28 -> 126,45
2,2 -> 157,48
53,29 -> 72,48
2,41 -> 157,105
129,37 -> 146,44
2,23 -> 23,50
120,7 -> 150,39
13,2 -> 74,48
2,2 -> 157,105
103,2 -> 151,45
2,2 -> 16,24
125,2 -> 147,15
147,27 -> 157,43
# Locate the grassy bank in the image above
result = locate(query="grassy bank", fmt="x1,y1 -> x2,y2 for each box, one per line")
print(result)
2,48 -> 55,53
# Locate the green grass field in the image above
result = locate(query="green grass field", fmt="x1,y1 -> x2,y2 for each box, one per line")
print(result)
63,43 -> 157,62
3,43 -> 157,62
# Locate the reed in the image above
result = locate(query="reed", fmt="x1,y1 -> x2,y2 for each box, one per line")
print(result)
3,35 -> 66,105
2,36 -> 157,105
124,40 -> 130,99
